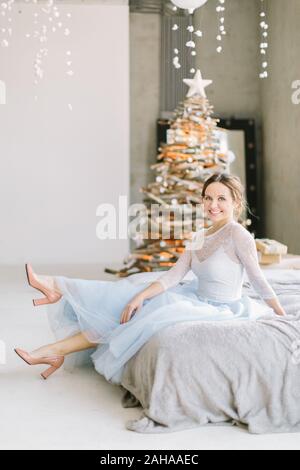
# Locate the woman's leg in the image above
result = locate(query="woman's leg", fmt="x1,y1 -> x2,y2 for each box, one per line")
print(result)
31,332 -> 97,358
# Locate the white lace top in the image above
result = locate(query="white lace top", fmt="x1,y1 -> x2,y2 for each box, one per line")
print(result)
157,220 -> 277,303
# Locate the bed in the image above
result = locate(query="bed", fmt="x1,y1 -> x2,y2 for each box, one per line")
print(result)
120,266 -> 300,434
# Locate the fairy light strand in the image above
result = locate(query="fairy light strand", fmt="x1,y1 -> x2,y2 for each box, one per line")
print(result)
172,5 -> 181,70
186,9 -> 196,74
1,0 -> 74,109
1,0 -> 14,47
28,0 -> 73,85
216,0 -> 226,54
172,6 -> 203,72
259,0 -> 269,79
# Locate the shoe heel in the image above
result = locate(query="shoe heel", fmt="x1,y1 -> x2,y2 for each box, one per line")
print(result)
33,297 -> 50,307
41,365 -> 58,380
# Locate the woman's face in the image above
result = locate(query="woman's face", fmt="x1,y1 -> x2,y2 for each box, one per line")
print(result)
203,182 -> 237,222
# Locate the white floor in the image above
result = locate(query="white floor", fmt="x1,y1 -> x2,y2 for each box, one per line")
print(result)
1,264 -> 300,450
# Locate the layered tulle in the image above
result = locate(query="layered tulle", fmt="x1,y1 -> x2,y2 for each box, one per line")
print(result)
46,274 -> 274,385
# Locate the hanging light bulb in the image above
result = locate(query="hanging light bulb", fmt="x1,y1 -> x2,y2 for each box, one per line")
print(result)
170,0 -> 209,10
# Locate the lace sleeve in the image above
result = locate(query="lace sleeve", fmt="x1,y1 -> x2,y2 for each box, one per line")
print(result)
156,249 -> 192,291
232,225 -> 277,300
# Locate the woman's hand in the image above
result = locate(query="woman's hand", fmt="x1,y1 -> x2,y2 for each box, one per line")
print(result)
275,309 -> 287,317
265,297 -> 287,317
120,296 -> 144,324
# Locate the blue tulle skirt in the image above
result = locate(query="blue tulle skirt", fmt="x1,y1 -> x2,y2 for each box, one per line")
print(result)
46,274 -> 274,385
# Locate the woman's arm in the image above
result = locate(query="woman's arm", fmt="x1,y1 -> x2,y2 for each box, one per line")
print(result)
133,280 -> 165,303
264,297 -> 286,316
155,249 -> 192,292
119,281 -> 165,324
120,249 -> 192,324
233,226 -> 287,316
137,248 -> 193,301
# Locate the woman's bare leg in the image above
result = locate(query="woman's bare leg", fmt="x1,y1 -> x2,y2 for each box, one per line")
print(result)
31,332 -> 97,358
29,269 -> 97,356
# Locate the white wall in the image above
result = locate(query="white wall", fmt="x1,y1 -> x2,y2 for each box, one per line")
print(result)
0,2 -> 129,265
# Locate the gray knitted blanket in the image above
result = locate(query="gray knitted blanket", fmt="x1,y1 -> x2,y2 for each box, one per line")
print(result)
121,270 -> 300,434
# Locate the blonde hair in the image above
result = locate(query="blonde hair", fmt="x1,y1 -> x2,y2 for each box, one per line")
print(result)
201,173 -> 248,221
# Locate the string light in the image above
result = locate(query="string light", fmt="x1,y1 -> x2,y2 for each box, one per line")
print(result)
172,15 -> 182,69
27,0 -> 74,87
1,0 -> 14,47
172,7 -> 204,72
259,0 -> 269,78
188,7 -> 203,73
216,0 -> 226,53
1,0 -> 74,108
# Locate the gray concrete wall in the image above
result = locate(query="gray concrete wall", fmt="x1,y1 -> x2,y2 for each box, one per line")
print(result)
194,0 -> 261,121
130,0 -> 262,207
130,0 -> 300,254
261,0 -> 300,255
130,13 -> 161,206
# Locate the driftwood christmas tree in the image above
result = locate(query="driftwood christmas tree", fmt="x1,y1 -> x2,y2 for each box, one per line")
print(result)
106,69 -> 233,277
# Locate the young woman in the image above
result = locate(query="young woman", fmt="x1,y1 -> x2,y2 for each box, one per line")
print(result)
15,173 -> 286,383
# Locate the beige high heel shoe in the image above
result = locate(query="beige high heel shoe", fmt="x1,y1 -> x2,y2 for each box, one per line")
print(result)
25,263 -> 62,306
14,348 -> 65,379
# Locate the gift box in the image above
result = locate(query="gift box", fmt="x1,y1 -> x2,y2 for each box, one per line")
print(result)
257,252 -> 282,265
255,238 -> 288,256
